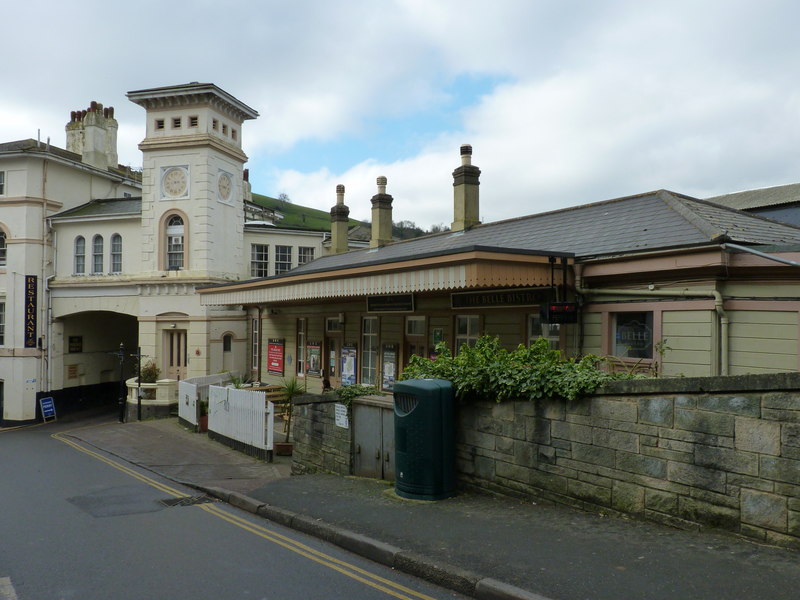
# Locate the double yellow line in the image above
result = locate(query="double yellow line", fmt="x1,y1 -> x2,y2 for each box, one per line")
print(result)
51,429 -> 437,600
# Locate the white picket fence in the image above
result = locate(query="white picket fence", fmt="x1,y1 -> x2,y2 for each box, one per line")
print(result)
208,385 -> 274,452
178,373 -> 230,426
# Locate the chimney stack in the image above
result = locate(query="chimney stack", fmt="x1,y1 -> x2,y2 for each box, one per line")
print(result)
65,102 -> 119,170
370,176 -> 393,248
451,144 -> 480,232
330,184 -> 350,255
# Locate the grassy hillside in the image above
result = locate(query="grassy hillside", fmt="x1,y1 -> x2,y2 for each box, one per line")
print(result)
251,192 -> 365,231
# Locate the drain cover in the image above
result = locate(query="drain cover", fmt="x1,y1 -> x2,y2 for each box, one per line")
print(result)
159,495 -> 215,507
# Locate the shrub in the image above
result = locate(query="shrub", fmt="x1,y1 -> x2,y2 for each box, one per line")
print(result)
139,359 -> 161,383
333,384 -> 380,407
401,336 -> 640,402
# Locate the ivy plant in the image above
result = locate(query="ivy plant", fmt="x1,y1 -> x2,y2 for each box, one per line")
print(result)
401,336 -> 639,402
333,384 -> 380,407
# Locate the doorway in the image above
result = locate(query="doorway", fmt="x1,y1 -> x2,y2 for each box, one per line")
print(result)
164,329 -> 187,380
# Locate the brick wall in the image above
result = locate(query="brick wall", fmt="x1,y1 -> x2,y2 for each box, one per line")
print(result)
456,373 -> 800,549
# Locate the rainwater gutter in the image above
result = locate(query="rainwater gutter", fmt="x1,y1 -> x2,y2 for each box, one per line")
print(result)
724,242 -> 800,268
574,264 -> 729,376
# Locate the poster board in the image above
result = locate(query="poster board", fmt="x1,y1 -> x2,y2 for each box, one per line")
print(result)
267,339 -> 285,376
341,344 -> 357,386
306,341 -> 322,376
382,344 -> 397,391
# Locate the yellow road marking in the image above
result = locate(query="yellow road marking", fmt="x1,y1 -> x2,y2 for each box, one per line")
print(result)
51,430 -> 439,600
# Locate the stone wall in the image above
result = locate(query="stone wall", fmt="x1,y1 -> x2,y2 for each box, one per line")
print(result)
291,398 -> 352,476
456,373 -> 800,549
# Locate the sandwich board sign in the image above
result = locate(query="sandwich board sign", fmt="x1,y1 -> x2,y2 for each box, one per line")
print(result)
39,397 -> 57,423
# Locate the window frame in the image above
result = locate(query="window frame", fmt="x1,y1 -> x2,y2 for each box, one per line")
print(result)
298,246 -> 315,265
275,245 -> 292,274
455,314 -> 480,351
91,235 -> 103,274
110,233 -> 122,273
0,170 -> 5,195
0,300 -> 5,346
250,243 -> 269,277
74,236 -> 85,275
296,318 -> 307,376
164,213 -> 186,270
360,316 -> 379,386
612,311 -> 654,359
528,312 -> 561,350
0,231 -> 6,267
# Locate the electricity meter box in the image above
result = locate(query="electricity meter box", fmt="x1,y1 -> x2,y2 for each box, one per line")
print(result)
393,378 -> 455,501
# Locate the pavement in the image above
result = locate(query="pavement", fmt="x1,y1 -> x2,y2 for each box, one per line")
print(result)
36,410 -> 800,600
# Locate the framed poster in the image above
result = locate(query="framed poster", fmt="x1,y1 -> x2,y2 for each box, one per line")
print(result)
341,344 -> 357,386
306,341 -> 322,376
267,338 -> 285,376
382,344 -> 397,391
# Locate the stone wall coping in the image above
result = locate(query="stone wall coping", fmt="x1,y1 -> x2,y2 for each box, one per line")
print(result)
597,371 -> 800,396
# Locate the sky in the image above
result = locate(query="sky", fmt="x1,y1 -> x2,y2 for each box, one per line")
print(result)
4,0 -> 800,228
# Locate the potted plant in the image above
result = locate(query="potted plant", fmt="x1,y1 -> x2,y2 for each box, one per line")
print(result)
138,359 -> 160,399
273,376 -> 306,455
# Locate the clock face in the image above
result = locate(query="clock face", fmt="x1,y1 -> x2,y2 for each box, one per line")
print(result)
218,172 -> 232,201
162,167 -> 188,198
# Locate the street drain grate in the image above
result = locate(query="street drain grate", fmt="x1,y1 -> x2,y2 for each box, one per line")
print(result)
159,495 -> 216,508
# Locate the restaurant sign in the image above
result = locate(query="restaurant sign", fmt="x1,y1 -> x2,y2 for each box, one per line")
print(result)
24,275 -> 37,348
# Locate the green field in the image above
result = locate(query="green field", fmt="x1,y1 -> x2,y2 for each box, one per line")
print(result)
251,193 -> 365,232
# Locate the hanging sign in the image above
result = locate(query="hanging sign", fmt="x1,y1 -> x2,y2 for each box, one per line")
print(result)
367,294 -> 414,312
24,275 -> 37,348
267,339 -> 285,376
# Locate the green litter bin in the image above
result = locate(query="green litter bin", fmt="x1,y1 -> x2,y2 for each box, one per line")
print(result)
394,378 -> 455,500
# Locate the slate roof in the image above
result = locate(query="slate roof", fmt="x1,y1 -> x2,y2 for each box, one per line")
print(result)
0,138 -> 82,162
50,197 -> 142,219
280,190 -> 800,279
706,183 -> 800,210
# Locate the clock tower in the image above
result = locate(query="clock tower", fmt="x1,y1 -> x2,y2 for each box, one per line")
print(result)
127,82 -> 259,279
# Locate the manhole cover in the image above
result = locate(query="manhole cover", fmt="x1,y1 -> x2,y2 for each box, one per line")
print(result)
159,495 -> 216,507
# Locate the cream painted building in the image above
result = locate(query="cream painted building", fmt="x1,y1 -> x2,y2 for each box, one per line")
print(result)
0,82 -> 343,425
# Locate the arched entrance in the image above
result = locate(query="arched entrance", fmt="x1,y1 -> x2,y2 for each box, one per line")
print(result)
53,311 -> 139,410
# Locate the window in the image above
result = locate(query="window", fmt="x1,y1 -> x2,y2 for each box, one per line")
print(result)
252,318 -> 260,370
74,236 -> 85,274
212,119 -> 219,131
231,128 -> 238,140
172,117 -> 182,129
110,234 -> 122,273
250,244 -> 269,277
223,334 -> 232,352
166,215 -> 184,269
326,316 -> 344,333
298,246 -> 315,265
275,245 -> 292,274
0,171 -> 5,195
0,301 -> 4,345
406,316 -> 426,336
528,313 -> 560,350
613,312 -> 654,359
92,235 -> 103,274
155,119 -> 165,130
189,115 -> 199,127
0,231 -> 6,266
296,318 -> 307,376
455,315 -> 480,350
361,317 -> 379,385
222,124 -> 228,135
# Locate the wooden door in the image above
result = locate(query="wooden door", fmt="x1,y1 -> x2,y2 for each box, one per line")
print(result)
164,329 -> 187,380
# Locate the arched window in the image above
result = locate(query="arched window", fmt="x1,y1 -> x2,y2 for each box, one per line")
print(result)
223,334 -> 232,352
110,234 -> 122,273
74,236 -> 85,274
92,235 -> 104,274
0,231 -> 6,267
166,215 -> 184,270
